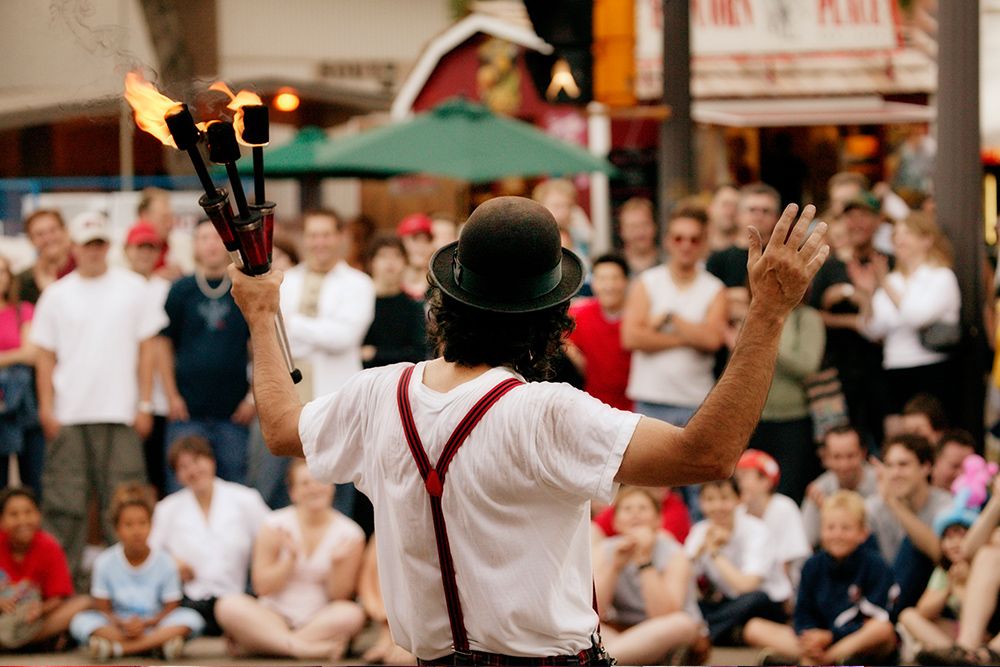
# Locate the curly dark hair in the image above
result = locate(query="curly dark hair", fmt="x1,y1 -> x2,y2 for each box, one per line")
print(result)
426,287 -> 574,381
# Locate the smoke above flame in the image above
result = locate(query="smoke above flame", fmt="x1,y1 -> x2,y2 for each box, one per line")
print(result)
209,82 -> 265,146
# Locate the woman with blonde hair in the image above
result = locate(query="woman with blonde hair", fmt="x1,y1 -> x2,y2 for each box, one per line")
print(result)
856,212 -> 961,424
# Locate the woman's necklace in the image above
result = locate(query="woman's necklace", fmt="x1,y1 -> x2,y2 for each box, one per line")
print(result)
195,270 -> 231,299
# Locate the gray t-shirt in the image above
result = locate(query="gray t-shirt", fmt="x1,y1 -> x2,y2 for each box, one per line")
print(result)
865,487 -> 953,563
801,465 -> 879,548
602,533 -> 702,627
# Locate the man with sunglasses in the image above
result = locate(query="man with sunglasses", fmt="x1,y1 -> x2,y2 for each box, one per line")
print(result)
622,205 -> 727,429
30,212 -> 166,590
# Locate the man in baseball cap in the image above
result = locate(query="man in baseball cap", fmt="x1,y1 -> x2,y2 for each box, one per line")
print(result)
229,195 -> 829,663
68,211 -> 111,246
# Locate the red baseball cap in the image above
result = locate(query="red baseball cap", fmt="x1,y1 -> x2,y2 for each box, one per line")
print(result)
126,221 -> 163,247
736,449 -> 781,488
397,213 -> 433,238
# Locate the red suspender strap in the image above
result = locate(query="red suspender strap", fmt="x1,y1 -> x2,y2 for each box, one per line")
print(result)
396,365 -> 523,653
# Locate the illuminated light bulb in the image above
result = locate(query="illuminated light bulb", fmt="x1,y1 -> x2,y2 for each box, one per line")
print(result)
546,58 -> 580,101
273,88 -> 300,112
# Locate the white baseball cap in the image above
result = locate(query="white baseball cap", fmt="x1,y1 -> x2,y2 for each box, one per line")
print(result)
69,211 -> 111,245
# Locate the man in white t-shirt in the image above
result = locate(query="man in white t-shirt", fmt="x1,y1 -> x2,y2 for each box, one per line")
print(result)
622,205 -> 727,427
31,211 -> 167,590
228,196 -> 828,663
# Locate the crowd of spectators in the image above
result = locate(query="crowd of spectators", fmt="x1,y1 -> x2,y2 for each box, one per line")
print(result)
0,173 -> 996,666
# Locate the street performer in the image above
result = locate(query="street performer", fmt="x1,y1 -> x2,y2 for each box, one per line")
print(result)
228,196 -> 828,664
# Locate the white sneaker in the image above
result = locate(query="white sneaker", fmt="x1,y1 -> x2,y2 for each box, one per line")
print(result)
162,636 -> 185,662
88,636 -> 121,661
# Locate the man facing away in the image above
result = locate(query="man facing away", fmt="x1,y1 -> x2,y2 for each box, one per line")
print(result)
229,196 -> 828,663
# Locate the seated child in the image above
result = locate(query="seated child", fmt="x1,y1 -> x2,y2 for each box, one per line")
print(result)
0,487 -> 89,650
69,483 -> 204,660
735,449 -> 812,588
593,487 -> 703,665
744,490 -> 897,664
898,507 -> 976,659
684,478 -> 792,644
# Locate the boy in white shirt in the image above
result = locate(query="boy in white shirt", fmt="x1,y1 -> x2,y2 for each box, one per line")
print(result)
735,449 -> 812,589
686,478 -> 792,644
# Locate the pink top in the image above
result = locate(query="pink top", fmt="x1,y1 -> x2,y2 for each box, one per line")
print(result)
0,303 -> 32,352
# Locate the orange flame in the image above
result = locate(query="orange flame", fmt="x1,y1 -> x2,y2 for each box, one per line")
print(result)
209,81 -> 265,146
124,71 -> 183,147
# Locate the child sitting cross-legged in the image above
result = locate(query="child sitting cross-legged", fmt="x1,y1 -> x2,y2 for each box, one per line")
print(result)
593,486 -> 705,665
0,487 -> 90,650
744,490 -> 897,665
68,483 -> 204,661
897,505 -> 976,661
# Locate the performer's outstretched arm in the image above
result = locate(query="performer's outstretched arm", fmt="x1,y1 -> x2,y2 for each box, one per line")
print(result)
229,267 -> 305,458
616,204 -> 828,487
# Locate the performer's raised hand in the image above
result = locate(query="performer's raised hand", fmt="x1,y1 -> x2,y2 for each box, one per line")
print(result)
747,204 -> 829,316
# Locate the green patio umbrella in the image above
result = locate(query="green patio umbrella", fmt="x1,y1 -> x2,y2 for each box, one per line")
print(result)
314,97 -> 617,182
236,126 -> 351,177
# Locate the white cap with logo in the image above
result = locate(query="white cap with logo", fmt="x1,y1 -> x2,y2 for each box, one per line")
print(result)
68,211 -> 111,245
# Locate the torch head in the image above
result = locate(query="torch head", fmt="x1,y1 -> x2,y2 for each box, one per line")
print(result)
206,121 -> 242,164
241,105 -> 269,146
164,104 -> 201,151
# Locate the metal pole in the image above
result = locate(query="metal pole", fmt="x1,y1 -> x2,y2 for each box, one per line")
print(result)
658,0 -> 694,210
588,101 -> 612,255
936,2 -> 984,440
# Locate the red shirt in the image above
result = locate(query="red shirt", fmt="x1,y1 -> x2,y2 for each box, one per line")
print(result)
592,491 -> 692,543
568,299 -> 632,411
0,530 -> 74,599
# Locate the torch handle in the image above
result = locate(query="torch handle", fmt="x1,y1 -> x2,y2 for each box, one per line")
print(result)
225,162 -> 251,219
253,146 -> 265,205
273,309 -> 302,384
188,148 -> 217,197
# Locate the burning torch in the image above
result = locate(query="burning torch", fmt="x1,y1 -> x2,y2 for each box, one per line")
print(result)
124,72 -> 301,384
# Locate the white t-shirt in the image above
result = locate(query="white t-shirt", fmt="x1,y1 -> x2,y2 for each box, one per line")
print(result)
300,361 -> 641,659
31,267 -> 168,425
758,494 -> 812,565
861,265 -> 960,369
627,265 -> 723,407
685,512 -> 792,603
149,478 -> 270,601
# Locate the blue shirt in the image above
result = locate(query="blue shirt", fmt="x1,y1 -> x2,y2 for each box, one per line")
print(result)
794,547 -> 894,641
91,544 -> 182,619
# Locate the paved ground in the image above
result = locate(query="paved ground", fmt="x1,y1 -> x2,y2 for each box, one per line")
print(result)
1,636 -> 762,666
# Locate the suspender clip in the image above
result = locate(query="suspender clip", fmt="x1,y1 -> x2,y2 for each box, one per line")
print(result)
425,470 -> 444,497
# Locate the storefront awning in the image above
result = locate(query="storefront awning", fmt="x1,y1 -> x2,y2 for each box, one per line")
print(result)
691,96 -> 935,128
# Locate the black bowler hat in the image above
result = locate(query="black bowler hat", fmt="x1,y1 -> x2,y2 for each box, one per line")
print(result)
429,196 -> 584,313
